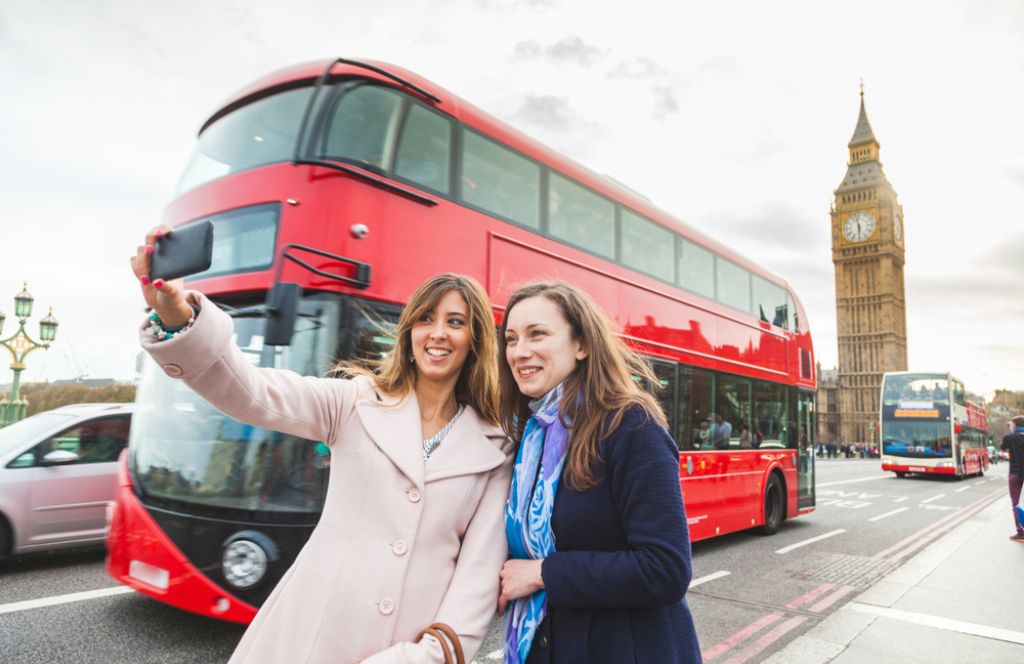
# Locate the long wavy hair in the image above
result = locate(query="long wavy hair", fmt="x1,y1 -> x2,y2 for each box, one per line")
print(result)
498,281 -> 666,490
335,273 -> 500,426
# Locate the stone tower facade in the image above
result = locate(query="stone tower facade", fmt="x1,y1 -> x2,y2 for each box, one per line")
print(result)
830,89 -> 908,445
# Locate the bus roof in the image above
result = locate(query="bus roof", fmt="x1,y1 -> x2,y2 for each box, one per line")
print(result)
208,58 -> 802,303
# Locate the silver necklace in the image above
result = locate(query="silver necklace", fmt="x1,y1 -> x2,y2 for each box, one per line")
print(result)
422,403 -> 465,461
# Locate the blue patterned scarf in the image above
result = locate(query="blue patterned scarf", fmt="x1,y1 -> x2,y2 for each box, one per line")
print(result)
504,384 -> 570,664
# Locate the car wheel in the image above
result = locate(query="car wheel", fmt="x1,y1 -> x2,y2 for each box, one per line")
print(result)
761,473 -> 785,536
0,516 -> 11,557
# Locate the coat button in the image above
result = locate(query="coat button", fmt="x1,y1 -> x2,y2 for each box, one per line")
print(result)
162,363 -> 184,378
378,598 -> 395,615
392,540 -> 408,555
407,488 -> 421,503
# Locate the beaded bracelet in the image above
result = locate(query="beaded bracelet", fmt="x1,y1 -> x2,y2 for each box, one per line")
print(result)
145,305 -> 199,341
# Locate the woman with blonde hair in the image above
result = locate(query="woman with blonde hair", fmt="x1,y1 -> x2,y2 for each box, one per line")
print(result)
131,227 -> 513,664
497,280 -> 701,663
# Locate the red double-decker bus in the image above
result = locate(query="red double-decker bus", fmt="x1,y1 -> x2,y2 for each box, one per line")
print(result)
107,58 -> 817,623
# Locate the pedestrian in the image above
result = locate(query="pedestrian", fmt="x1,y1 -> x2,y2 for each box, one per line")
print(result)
131,228 -> 514,663
1001,415 -> 1024,543
714,413 -> 733,449
496,281 -> 702,663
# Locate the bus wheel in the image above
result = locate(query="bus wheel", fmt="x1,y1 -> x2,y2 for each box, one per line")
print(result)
895,472 -> 906,479
0,515 -> 11,557
761,473 -> 785,535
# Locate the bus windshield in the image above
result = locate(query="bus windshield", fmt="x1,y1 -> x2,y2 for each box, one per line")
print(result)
128,293 -> 392,522
882,421 -> 952,458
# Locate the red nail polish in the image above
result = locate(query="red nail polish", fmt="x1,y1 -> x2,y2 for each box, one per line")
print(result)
155,229 -> 164,237
153,279 -> 165,289
145,245 -> 154,255
140,276 -> 150,286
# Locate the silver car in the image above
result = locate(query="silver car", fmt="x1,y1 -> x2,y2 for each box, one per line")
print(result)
0,403 -> 132,557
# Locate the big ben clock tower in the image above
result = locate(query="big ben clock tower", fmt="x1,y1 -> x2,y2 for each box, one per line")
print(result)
831,87 -> 908,445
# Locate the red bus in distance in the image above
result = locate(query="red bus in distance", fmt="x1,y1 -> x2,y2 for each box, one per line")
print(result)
106,58 -> 818,623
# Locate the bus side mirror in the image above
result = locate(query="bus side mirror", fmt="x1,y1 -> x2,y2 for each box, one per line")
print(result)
264,283 -> 301,346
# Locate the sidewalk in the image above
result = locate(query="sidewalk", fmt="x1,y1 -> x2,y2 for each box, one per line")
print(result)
764,490 -> 1024,663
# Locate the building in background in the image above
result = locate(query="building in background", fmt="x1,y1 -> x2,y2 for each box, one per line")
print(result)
828,88 -> 909,445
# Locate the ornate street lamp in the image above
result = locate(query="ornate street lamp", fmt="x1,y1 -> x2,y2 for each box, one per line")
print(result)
0,283 -> 58,427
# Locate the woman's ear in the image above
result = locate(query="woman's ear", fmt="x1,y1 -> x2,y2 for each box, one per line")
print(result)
575,344 -> 588,361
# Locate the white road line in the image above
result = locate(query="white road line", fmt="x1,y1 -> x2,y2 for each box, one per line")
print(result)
0,586 -> 135,615
816,476 -> 890,488
974,480 -> 987,486
893,497 -> 909,503
955,485 -> 972,493
869,507 -> 910,522
690,570 -> 731,588
920,494 -> 946,504
775,529 -> 846,554
848,603 -> 1024,646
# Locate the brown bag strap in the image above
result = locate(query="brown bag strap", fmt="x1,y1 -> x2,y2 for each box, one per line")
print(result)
415,627 -> 452,664
415,623 -> 464,664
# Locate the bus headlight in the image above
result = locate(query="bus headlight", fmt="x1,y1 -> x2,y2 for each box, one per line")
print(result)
222,531 -> 278,590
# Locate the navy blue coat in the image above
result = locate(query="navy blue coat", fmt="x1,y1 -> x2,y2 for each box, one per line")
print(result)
526,406 -> 702,664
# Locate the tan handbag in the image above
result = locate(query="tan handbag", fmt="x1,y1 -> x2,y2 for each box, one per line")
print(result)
415,623 -> 465,664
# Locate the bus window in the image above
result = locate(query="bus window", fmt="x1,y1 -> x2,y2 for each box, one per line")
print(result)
621,209 -> 674,282
678,239 -> 714,299
178,87 -> 313,193
715,374 -> 752,448
753,380 -> 788,448
191,203 -> 279,279
678,367 -> 713,450
320,84 -> 403,173
548,173 -> 615,259
752,275 -> 788,329
649,360 -> 677,443
394,104 -> 452,194
460,130 -> 540,228
716,257 -> 752,314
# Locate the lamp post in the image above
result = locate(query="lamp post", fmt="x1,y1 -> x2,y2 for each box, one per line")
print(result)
0,283 -> 59,427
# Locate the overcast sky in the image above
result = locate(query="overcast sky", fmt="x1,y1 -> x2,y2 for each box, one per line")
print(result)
1,0 -> 1022,397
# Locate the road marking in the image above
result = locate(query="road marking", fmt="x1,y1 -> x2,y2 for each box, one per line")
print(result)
955,485 -> 972,493
775,529 -> 845,554
869,507 -> 910,522
703,612 -> 784,661
721,616 -> 808,664
691,570 -> 731,588
785,582 -> 835,609
872,489 -> 1004,560
848,603 -> 1024,646
807,585 -> 856,612
974,480 -> 987,486
816,476 -> 890,487
920,493 -> 946,504
893,497 -> 908,503
0,586 -> 134,615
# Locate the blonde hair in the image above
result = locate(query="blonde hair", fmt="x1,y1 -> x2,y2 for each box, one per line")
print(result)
498,280 -> 666,490
335,274 -> 500,426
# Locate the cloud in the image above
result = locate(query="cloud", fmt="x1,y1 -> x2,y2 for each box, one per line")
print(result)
512,36 -> 605,67
652,85 -> 679,119
510,94 -> 579,131
607,57 -> 664,79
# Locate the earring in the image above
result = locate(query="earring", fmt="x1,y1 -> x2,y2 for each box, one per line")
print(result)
409,352 -> 415,363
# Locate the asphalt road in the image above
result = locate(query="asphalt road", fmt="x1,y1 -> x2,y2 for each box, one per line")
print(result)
0,459 -> 1010,663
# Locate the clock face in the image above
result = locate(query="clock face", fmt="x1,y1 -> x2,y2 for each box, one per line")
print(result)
843,211 -> 876,242
894,214 -> 903,242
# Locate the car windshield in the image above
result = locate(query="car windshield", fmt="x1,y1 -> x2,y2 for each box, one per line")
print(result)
0,411 -> 76,457
129,294 -> 397,523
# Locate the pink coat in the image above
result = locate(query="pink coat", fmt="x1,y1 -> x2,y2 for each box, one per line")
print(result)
141,292 -> 513,663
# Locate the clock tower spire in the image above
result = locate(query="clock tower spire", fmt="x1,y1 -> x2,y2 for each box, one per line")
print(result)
828,86 -> 909,446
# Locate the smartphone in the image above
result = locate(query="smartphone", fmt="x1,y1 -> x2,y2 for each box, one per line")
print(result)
149,221 -> 214,281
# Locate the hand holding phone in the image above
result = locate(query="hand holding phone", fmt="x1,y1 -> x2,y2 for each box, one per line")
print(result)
149,220 -> 214,281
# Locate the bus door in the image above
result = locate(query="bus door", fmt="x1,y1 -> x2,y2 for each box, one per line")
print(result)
797,390 -> 816,509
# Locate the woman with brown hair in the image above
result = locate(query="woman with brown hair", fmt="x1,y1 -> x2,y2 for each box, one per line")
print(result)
497,281 -> 701,664
131,228 -> 513,664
